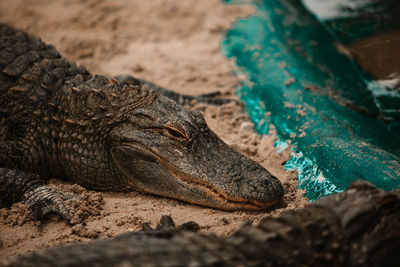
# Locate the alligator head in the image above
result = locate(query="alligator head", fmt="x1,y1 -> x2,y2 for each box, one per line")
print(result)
108,91 -> 284,211
62,76 -> 283,210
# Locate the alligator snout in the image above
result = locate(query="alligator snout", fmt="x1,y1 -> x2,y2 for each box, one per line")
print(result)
197,147 -> 284,210
229,164 -> 284,206
170,125 -> 285,210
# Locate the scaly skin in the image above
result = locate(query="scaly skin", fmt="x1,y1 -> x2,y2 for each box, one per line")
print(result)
114,74 -> 242,106
3,181 -> 399,267
0,24 -> 283,220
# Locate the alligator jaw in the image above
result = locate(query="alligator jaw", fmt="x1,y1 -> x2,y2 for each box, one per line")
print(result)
164,162 -> 280,211
112,143 -> 281,211
172,172 -> 278,210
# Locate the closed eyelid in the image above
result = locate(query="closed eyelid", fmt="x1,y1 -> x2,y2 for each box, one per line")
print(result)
165,124 -> 191,141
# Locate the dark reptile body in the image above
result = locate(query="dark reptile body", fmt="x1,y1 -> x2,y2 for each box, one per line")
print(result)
3,181 -> 400,267
0,24 -> 134,190
0,24 -> 284,216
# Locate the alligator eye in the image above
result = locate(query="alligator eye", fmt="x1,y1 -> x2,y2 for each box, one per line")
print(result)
165,126 -> 189,141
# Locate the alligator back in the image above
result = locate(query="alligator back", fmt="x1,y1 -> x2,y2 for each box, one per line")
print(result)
0,24 -> 154,187
0,24 -> 91,176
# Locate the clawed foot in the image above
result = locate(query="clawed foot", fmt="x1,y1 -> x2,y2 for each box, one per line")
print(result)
23,187 -> 74,222
0,168 -> 75,223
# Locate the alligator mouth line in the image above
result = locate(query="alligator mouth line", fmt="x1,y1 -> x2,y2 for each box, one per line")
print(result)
168,167 -> 275,211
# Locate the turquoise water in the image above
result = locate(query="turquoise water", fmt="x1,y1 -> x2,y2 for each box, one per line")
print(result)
222,0 -> 400,200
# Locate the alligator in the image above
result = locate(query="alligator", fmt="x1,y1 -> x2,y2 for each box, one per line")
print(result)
114,74 -> 242,106
0,24 -> 284,221
2,181 -> 399,267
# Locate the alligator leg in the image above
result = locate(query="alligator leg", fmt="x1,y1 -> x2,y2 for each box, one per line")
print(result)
113,74 -> 241,106
0,168 -> 71,222
0,142 -> 71,222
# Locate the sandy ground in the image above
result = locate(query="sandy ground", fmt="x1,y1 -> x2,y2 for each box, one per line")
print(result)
0,0 -> 308,262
